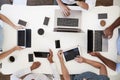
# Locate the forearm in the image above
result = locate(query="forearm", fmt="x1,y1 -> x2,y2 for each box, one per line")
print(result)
56,0 -> 64,6
0,47 -> 16,59
76,1 -> 89,10
60,60 -> 70,80
110,17 -> 120,31
84,58 -> 107,76
84,58 -> 103,69
0,14 -> 16,28
97,54 -> 116,71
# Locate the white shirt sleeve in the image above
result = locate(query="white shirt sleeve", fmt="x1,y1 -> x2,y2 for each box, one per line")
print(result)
13,0 -> 27,5
10,67 -> 32,80
50,63 -> 61,80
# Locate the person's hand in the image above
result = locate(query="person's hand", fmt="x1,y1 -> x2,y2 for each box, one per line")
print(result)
30,61 -> 41,70
47,49 -> 54,63
89,52 -> 100,57
14,46 -> 24,51
103,27 -> 113,39
74,56 -> 85,63
14,25 -> 23,30
76,1 -> 89,10
60,4 -> 71,16
57,50 -> 64,62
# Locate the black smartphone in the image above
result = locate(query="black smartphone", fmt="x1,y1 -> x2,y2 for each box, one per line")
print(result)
34,52 -> 49,58
55,40 -> 61,48
28,54 -> 34,62
98,13 -> 107,19
43,17 -> 50,25
18,19 -> 27,26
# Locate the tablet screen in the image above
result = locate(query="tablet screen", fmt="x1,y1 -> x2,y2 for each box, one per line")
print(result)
63,47 -> 80,61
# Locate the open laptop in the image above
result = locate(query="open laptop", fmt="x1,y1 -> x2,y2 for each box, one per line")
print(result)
54,9 -> 82,32
87,30 -> 108,52
17,29 -> 31,48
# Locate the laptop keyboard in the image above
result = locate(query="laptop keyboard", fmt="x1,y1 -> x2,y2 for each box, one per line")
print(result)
57,18 -> 79,27
94,31 -> 103,51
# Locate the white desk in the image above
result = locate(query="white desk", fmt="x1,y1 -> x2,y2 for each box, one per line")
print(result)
0,5 -> 120,78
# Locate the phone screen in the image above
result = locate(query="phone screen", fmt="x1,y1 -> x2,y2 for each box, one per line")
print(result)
43,17 -> 50,25
55,40 -> 60,48
18,19 -> 27,26
28,54 -> 34,62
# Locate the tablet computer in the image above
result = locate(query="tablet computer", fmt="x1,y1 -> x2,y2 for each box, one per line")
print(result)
63,47 -> 80,61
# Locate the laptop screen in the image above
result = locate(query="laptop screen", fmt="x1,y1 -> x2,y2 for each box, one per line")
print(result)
17,29 -> 31,48
17,30 -> 25,46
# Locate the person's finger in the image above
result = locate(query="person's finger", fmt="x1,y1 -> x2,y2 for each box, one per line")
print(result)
103,30 -> 107,37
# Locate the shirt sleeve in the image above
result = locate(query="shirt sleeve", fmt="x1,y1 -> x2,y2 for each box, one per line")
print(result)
10,67 -> 32,80
116,63 -> 120,72
50,63 -> 61,80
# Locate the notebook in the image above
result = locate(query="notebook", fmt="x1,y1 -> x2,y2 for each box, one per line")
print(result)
17,29 -> 31,48
54,9 -> 82,32
87,30 -> 108,52
63,47 -> 80,61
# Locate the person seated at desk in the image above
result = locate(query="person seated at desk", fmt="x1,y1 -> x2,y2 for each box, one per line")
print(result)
55,0 -> 96,16
90,52 -> 120,73
0,13 -> 22,51
10,49 -> 61,80
89,17 -> 120,73
57,50 -> 109,80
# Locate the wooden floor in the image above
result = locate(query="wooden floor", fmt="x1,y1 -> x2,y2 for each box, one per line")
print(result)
0,0 -> 113,80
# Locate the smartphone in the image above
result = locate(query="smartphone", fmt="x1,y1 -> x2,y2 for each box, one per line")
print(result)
34,52 -> 49,58
17,29 -> 25,48
43,17 -> 50,25
55,40 -> 61,48
98,13 -> 107,19
18,19 -> 27,26
28,54 -> 34,62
